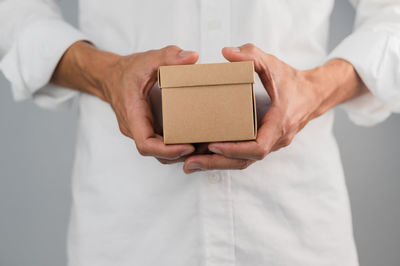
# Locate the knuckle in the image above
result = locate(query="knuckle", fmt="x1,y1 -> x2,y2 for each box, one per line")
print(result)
238,160 -> 251,170
119,127 -> 130,138
136,142 -> 149,156
160,48 -> 169,59
281,138 -> 291,147
245,43 -> 257,52
287,120 -> 296,133
281,122 -> 292,137
280,133 -> 295,147
164,45 -> 180,51
280,126 -> 287,136
254,154 -> 263,161
158,159 -> 169,165
159,45 -> 181,65
243,43 -> 267,71
255,146 -> 268,160
284,117 -> 298,134
162,45 -> 180,56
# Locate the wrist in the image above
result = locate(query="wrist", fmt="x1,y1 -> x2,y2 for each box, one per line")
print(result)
74,41 -> 122,101
51,41 -> 122,101
301,59 -> 368,116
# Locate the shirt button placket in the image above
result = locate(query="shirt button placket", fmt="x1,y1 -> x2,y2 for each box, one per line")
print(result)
199,0 -> 231,63
201,170 -> 235,266
199,1 -> 234,264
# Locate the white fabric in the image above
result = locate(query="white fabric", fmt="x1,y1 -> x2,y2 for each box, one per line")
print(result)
0,0 -> 86,109
328,0 -> 400,126
1,0 -> 400,266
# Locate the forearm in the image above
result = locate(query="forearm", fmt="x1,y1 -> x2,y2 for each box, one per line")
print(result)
50,41 -> 121,101
303,59 -> 369,117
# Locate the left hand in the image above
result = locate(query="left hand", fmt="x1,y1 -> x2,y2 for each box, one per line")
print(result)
183,43 -> 367,174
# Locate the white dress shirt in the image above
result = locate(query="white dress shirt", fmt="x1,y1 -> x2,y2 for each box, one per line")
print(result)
1,1 -> 400,265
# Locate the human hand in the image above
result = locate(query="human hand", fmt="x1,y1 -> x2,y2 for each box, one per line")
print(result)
183,43 -> 367,173
52,42 -> 199,164
103,45 -> 202,164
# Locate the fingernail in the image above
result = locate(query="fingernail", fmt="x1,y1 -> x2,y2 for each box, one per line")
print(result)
178,50 -> 192,57
209,146 -> 222,154
188,162 -> 201,171
180,149 -> 193,157
229,47 -> 241,53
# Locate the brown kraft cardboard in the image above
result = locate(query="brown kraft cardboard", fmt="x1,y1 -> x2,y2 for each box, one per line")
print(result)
158,61 -> 257,144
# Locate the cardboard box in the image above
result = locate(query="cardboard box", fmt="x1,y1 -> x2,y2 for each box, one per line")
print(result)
158,61 -> 257,144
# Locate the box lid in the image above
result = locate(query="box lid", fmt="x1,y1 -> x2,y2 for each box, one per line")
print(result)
158,61 -> 254,88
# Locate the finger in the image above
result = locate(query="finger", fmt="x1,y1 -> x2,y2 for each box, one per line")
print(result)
208,106 -> 283,160
222,43 -> 267,72
116,117 -> 133,139
138,46 -> 200,96
183,154 -> 254,174
130,98 -> 195,159
222,44 -> 278,101
140,136 -> 195,160
153,45 -> 199,69
128,46 -> 199,160
156,156 -> 187,165
137,47 -> 199,96
271,132 -> 296,152
193,143 -> 212,155
208,141 -> 262,160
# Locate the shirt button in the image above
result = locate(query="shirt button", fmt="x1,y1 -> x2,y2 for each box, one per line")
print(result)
208,173 -> 221,184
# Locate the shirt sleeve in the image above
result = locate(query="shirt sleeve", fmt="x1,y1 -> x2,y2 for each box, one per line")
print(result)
0,0 -> 90,110
327,0 -> 400,126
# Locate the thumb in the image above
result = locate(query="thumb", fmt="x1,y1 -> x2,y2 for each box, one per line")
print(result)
176,50 -> 199,64
159,45 -> 199,66
223,44 -> 277,101
222,43 -> 266,73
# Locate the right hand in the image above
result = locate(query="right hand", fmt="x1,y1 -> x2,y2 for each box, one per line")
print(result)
52,42 -> 199,164
103,45 -> 200,164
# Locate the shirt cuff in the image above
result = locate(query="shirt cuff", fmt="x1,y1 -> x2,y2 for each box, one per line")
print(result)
0,18 -> 90,110
327,30 -> 400,126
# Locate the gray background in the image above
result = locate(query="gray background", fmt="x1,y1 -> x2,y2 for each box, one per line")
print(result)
0,0 -> 399,265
